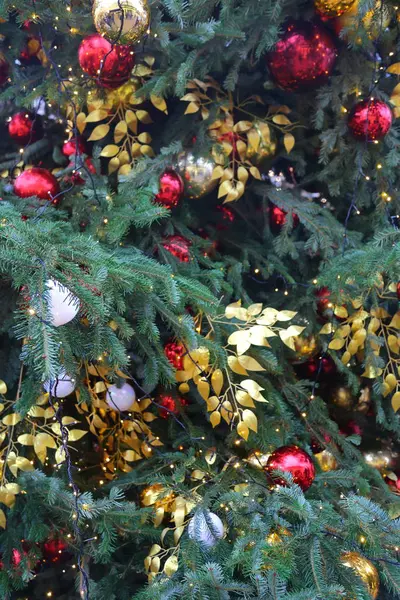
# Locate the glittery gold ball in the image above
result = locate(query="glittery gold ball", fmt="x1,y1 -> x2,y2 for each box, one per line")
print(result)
247,450 -> 271,470
315,0 -> 356,18
93,0 -> 150,45
177,151 -> 217,199
315,449 -> 338,472
341,552 -> 379,599
332,386 -> 354,410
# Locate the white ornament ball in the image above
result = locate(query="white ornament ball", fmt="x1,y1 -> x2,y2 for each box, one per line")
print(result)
188,511 -> 224,548
106,383 -> 136,411
46,280 -> 80,327
43,370 -> 76,398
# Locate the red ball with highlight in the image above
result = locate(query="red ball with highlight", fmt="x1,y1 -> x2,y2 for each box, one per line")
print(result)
162,235 -> 192,263
164,341 -> 185,370
266,21 -> 337,91
9,112 -> 41,145
155,170 -> 184,208
14,168 -> 60,201
348,99 -> 392,141
266,445 -> 316,491
62,136 -> 88,157
78,34 -> 135,89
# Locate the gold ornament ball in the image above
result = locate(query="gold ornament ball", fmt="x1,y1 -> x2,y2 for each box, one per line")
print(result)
364,450 -> 393,470
177,151 -> 218,199
247,450 -> 271,470
315,0 -> 356,18
93,0 -> 150,45
332,386 -> 354,410
315,449 -> 338,472
341,552 -> 379,600
246,121 -> 277,164
293,335 -> 318,359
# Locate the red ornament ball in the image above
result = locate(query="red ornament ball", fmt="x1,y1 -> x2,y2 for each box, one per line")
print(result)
164,341 -> 185,370
316,286 -> 332,317
158,394 -> 188,419
154,170 -> 184,208
14,168 -> 60,201
62,136 -> 88,157
266,445 -> 316,491
8,111 -> 41,146
266,21 -> 337,91
162,235 -> 192,263
0,54 -> 9,87
348,99 -> 392,141
43,538 -> 69,562
270,204 -> 299,229
397,282 -> 400,300
78,34 -> 135,89
303,356 -> 336,378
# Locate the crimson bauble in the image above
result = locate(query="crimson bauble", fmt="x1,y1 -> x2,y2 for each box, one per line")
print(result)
154,170 -> 184,208
266,21 -> 337,91
14,168 -> 60,201
158,394 -> 188,419
43,538 -> 69,562
316,286 -> 332,317
270,204 -> 299,230
266,445 -> 315,491
0,54 -> 9,87
162,235 -> 192,263
78,34 -> 135,89
62,136 -> 88,157
8,111 -> 42,145
304,356 -> 336,378
164,341 -> 185,370
348,99 -> 392,141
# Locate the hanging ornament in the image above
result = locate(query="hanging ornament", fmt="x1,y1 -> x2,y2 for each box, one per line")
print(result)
92,0 -> 150,45
266,445 -> 316,491
348,99 -> 392,141
14,168 -> 60,201
0,54 -> 9,87
43,370 -> 76,399
8,112 -> 42,146
42,538 -> 69,563
164,341 -> 185,370
293,334 -> 318,360
188,511 -> 224,548
154,169 -> 184,209
246,450 -> 271,470
314,449 -> 338,471
45,280 -> 80,327
270,204 -> 299,231
364,449 -> 394,470
176,151 -> 217,199
303,356 -> 336,378
162,235 -> 192,263
266,21 -> 337,91
158,394 -> 188,419
246,121 -> 277,164
62,137 -> 88,157
106,382 -> 136,411
331,386 -> 354,410
78,34 -> 135,89
340,552 -> 379,600
315,0 -> 356,18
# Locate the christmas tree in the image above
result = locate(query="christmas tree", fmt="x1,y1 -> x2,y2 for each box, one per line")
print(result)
0,0 -> 400,597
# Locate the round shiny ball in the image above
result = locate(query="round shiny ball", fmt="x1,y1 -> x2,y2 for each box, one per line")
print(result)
247,450 -> 270,470
270,204 -> 299,230
14,168 -> 60,201
266,21 -> 337,91
46,280 -> 80,327
8,112 -> 41,146
340,552 -> 379,599
78,34 -> 135,89
266,445 -> 316,491
0,54 -> 9,87
62,137 -> 88,157
348,99 -> 392,141
162,235 -> 192,263
164,341 -> 185,370
332,386 -> 354,410
315,0 -> 356,18
177,151 -> 217,199
158,394 -> 188,419
93,0 -> 150,45
43,370 -> 76,399
188,511 -> 224,548
154,169 -> 184,208
293,334 -> 318,359
314,449 -> 338,472
106,382 -> 136,411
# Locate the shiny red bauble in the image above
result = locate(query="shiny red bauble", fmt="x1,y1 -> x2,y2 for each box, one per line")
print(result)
316,286 -> 332,317
348,99 -> 392,141
266,445 -> 316,491
62,136 -> 88,157
43,538 -> 69,562
78,34 -> 135,89
8,111 -> 41,146
14,168 -> 60,201
270,204 -> 299,229
158,394 -> 188,419
164,341 -> 185,370
154,169 -> 184,208
162,235 -> 192,263
304,355 -> 336,378
266,21 -> 337,91
0,54 -> 9,87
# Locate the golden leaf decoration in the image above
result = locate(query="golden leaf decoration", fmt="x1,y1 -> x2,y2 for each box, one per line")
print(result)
284,133 -> 295,153
68,429 -> 87,441
88,124 -> 110,142
237,421 -> 249,441
238,356 -> 265,372
164,555 -> 178,576
0,509 -> 6,529
211,370 -> 224,396
210,411 -> 221,428
85,109 -> 108,123
100,144 -> 120,158
0,381 -> 7,395
2,413 -> 22,426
